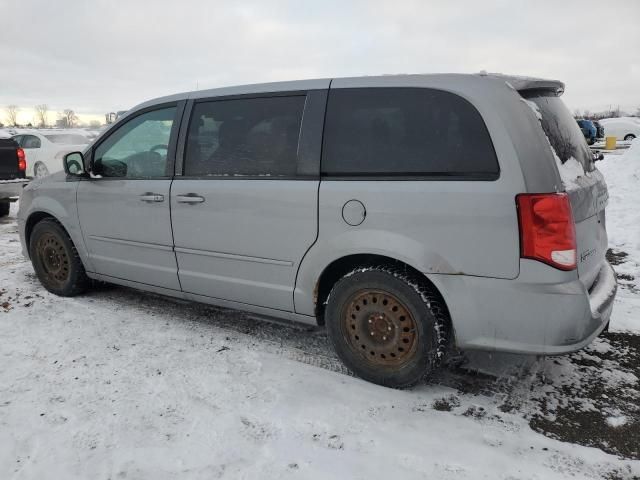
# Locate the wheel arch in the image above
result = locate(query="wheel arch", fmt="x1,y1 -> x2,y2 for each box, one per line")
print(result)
24,209 -> 92,273
313,253 -> 452,335
25,211 -> 59,251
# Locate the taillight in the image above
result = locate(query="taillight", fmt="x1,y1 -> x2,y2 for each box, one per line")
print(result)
17,148 -> 27,172
516,193 -> 577,270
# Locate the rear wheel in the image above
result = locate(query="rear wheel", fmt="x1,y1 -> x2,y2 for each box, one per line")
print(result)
624,134 -> 636,141
29,218 -> 89,296
0,201 -> 9,218
325,267 -> 448,388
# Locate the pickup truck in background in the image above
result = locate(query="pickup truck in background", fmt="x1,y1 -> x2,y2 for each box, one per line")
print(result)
0,137 -> 29,217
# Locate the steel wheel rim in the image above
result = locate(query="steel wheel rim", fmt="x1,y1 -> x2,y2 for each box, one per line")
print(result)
36,233 -> 70,287
341,289 -> 419,367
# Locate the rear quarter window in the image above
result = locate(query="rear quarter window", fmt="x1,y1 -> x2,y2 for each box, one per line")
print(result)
321,88 -> 499,178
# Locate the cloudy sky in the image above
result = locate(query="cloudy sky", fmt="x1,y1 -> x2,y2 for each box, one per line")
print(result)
1,0 -> 638,124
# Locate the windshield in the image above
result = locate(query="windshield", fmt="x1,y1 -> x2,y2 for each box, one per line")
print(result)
523,92 -> 594,172
44,134 -> 89,145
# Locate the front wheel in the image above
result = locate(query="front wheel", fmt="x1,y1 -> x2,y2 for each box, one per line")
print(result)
624,134 -> 636,141
325,267 -> 448,388
29,218 -> 90,296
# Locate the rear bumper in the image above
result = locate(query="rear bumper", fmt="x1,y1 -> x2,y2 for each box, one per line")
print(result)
429,259 -> 617,355
0,179 -> 29,200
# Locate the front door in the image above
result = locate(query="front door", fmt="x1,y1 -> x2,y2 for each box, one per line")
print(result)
77,105 -> 181,290
171,94 -> 321,311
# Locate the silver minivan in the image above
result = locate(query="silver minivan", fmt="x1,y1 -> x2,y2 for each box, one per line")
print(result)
17,74 -> 617,387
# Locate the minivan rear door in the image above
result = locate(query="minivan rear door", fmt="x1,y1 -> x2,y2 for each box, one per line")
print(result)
523,93 -> 608,289
170,89 -> 327,311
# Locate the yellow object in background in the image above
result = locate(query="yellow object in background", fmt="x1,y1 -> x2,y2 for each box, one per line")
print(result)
605,136 -> 617,150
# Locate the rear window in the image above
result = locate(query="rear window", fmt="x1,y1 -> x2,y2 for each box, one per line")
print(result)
322,88 -> 499,178
522,92 -> 594,172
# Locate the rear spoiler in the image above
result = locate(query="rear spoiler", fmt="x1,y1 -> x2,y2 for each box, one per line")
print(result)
482,73 -> 565,96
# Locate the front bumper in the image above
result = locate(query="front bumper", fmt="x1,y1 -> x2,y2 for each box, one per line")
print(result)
429,259 -> 617,355
0,179 -> 29,200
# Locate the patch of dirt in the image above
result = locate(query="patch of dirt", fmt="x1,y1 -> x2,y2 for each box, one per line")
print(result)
527,333 -> 640,460
607,248 -> 629,266
426,332 -> 640,461
431,395 -> 461,412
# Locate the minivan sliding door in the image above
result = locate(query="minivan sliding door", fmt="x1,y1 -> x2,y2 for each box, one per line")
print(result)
171,90 -> 326,311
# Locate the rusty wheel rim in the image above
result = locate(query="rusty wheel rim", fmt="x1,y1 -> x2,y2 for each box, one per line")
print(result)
36,233 -> 70,288
341,290 -> 418,367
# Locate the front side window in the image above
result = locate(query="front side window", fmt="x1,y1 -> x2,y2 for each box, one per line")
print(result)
322,88 -> 499,177
184,95 -> 305,177
93,107 -> 176,178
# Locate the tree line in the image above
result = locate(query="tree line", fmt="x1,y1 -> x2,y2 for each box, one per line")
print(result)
1,105 -> 100,128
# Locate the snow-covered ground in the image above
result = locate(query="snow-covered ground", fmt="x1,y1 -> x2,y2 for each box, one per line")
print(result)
1,143 -> 639,479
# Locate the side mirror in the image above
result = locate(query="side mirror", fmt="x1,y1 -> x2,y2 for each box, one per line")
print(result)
63,151 -> 86,176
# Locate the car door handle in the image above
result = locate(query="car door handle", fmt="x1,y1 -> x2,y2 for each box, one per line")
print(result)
176,193 -> 205,204
139,193 -> 165,202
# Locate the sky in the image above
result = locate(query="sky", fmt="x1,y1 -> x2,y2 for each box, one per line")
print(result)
0,0 -> 638,125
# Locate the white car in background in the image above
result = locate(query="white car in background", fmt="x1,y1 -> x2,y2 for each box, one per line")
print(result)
598,117 -> 640,141
11,130 -> 90,178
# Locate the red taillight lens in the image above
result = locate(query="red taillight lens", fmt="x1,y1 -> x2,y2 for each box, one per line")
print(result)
516,193 -> 577,270
17,148 -> 27,172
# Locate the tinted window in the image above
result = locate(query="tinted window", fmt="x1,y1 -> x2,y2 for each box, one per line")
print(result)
22,135 -> 41,149
94,107 -> 176,178
524,93 -> 593,172
185,96 -> 305,177
322,88 -> 499,177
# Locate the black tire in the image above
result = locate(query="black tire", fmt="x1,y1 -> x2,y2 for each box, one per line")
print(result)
325,266 -> 448,388
29,218 -> 90,296
624,134 -> 636,141
0,201 -> 9,218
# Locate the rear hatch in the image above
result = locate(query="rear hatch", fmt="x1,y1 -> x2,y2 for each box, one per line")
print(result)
522,92 -> 608,290
0,138 -> 23,180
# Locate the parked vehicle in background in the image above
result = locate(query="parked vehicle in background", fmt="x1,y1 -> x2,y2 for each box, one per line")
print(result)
18,73 -> 617,387
577,119 -> 597,145
592,120 -> 605,139
0,136 -> 28,217
598,117 -> 640,141
11,130 -> 89,177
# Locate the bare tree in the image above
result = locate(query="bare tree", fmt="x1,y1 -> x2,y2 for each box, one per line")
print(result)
34,104 -> 49,128
58,109 -> 78,128
64,109 -> 78,127
6,105 -> 19,126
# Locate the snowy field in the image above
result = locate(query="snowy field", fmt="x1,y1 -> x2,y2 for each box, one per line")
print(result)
1,144 -> 639,479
